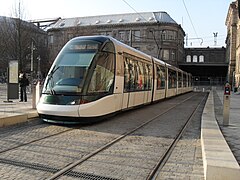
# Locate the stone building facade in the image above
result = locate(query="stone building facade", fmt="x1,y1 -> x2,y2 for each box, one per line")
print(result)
180,47 -> 227,85
226,1 -> 240,89
47,12 -> 185,67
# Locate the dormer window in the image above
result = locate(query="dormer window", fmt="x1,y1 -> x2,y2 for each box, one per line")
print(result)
148,17 -> 154,21
60,22 -> 65,27
135,17 -> 141,22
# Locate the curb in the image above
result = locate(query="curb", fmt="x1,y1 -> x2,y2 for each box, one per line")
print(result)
0,111 -> 38,128
201,91 -> 240,180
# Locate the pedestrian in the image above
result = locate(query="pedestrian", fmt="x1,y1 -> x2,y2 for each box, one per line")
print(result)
19,73 -> 29,102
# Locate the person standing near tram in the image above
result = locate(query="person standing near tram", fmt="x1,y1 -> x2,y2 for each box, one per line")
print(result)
19,73 -> 29,102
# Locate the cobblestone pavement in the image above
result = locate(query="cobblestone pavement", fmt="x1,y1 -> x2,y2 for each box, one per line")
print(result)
0,92 -> 206,179
156,96 -> 205,180
57,93 -> 206,180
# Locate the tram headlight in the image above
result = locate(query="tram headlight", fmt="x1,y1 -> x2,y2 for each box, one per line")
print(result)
68,99 -> 90,105
69,100 -> 78,105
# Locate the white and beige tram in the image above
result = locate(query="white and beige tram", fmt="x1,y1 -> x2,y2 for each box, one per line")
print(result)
37,36 -> 192,123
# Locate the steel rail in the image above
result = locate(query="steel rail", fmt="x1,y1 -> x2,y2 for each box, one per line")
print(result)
0,125 -> 76,154
146,93 -> 208,179
47,93 -> 198,180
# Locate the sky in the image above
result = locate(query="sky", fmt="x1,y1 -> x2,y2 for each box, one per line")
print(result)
0,0 -> 235,47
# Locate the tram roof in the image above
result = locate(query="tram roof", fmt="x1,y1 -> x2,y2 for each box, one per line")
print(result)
49,11 -> 177,29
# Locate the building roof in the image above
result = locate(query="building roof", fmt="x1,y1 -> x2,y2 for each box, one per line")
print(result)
0,16 -> 46,34
50,11 -> 177,29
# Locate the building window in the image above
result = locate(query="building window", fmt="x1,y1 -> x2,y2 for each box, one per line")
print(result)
132,30 -> 140,41
199,55 -> 204,62
48,35 -> 53,44
126,30 -> 131,41
186,55 -> 191,62
163,50 -> 169,61
161,31 -> 166,41
101,31 -> 112,36
193,55 -> 198,62
118,31 -> 125,41
168,31 -> 177,40
171,50 -> 176,61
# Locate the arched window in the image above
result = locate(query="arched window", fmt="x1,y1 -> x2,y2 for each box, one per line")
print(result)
199,55 -> 204,62
186,55 -> 191,62
193,55 -> 198,62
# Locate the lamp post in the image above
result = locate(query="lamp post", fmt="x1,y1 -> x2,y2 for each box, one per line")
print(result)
30,40 -> 36,72
37,55 -> 41,81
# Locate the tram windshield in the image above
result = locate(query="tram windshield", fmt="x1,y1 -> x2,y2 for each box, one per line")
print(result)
42,38 -> 115,97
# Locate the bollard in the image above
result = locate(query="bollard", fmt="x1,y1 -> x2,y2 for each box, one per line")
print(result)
32,84 -> 36,109
223,83 -> 231,126
32,81 -> 41,109
35,81 -> 41,106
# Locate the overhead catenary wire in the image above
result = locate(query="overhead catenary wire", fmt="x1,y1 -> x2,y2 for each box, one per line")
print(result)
182,0 -> 201,44
121,0 -> 148,22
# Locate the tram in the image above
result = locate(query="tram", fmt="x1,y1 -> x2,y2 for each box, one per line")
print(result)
37,36 -> 192,123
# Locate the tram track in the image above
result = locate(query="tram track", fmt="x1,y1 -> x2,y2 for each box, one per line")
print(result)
0,127 -> 74,154
47,93 -> 205,180
0,92 -> 207,179
146,93 -> 207,179
0,92 -> 195,155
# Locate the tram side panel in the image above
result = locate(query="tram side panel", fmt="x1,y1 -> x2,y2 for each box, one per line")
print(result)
166,67 -> 177,98
152,61 -> 166,101
177,70 -> 184,95
120,51 -> 153,110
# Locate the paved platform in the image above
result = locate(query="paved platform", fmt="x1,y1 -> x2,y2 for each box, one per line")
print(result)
0,84 -> 240,179
201,88 -> 240,179
0,84 -> 38,127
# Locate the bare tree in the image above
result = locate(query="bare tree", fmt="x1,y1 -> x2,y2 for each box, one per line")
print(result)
0,0 -> 48,79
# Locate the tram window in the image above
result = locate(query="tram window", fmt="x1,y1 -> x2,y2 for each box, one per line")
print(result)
156,65 -> 165,89
168,69 -> 177,89
128,59 -> 136,91
102,42 -> 115,53
124,58 -> 137,91
123,55 -> 152,92
58,53 -> 94,67
183,74 -> 187,87
144,64 -> 152,90
178,72 -> 182,88
50,65 -> 88,93
87,51 -> 115,93
136,61 -> 144,90
124,58 -> 130,92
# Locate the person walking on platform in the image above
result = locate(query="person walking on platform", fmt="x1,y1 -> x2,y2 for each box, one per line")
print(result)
19,73 -> 29,102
